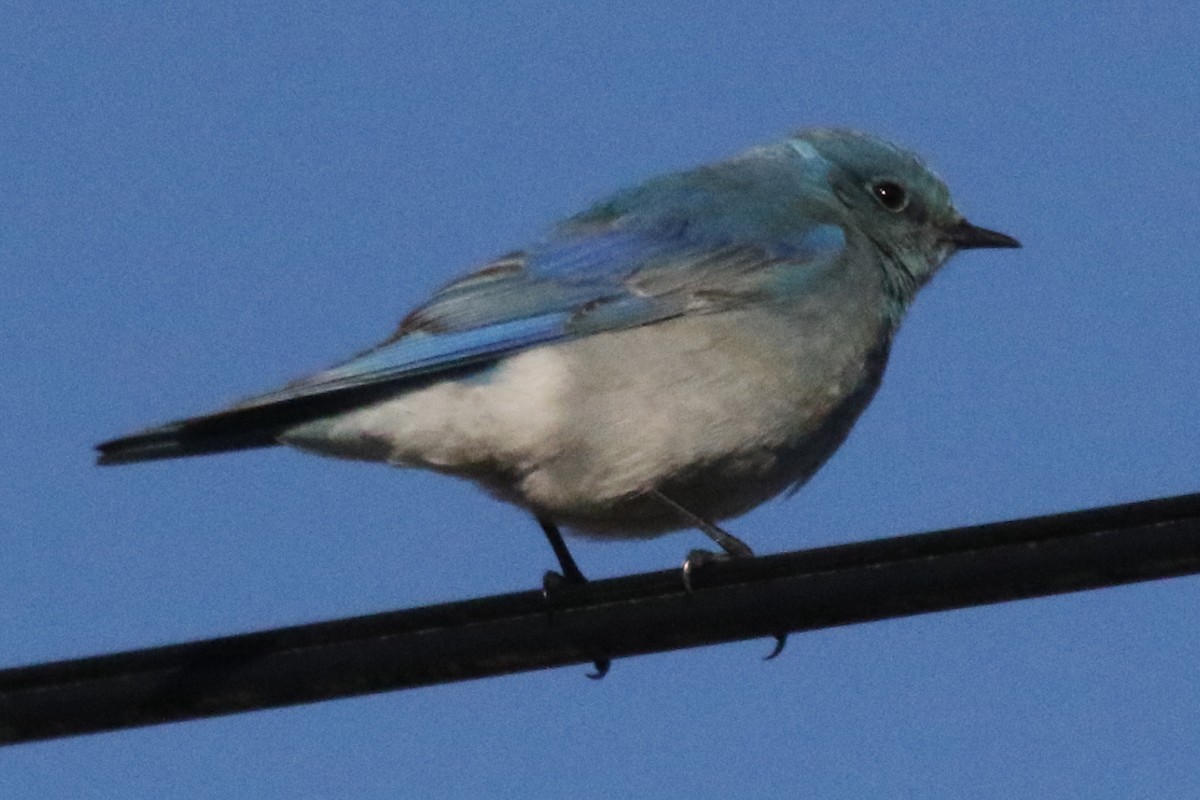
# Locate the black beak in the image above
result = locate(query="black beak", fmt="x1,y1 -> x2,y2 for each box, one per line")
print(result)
945,218 -> 1021,250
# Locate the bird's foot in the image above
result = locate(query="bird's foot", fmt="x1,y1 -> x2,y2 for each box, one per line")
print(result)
537,518 -> 610,679
681,548 -> 716,593
675,511 -> 754,592
681,547 -> 754,593
540,570 -> 611,679
542,569 -> 582,595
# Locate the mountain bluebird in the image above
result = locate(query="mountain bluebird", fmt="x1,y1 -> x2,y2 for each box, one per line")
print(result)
97,128 -> 1019,583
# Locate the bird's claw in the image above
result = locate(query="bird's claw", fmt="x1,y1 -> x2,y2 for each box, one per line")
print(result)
542,571 -> 611,679
681,548 -> 728,593
763,633 -> 788,661
587,658 -> 612,680
541,569 -> 575,599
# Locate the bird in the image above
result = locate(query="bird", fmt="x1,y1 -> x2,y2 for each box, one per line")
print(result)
96,128 -> 1019,586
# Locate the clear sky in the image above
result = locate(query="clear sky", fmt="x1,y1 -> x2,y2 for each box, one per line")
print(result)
4,2 -> 1199,797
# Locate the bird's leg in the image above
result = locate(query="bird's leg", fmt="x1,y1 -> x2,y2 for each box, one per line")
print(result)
649,489 -> 753,556
647,490 -> 754,592
647,492 -> 786,655
537,515 -> 587,585
536,516 -> 610,679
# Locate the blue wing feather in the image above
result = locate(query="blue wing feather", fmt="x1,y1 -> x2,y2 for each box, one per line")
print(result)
95,147 -> 848,464
241,219 -> 846,410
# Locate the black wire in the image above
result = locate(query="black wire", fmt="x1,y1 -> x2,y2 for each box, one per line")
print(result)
3,491 -> 1199,747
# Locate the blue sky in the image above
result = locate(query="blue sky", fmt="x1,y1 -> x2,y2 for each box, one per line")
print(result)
4,2 -> 1199,797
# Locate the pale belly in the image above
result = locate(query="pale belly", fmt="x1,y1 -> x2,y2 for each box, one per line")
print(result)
281,307 -> 889,538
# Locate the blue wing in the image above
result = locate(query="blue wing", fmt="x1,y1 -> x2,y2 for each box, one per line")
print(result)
234,221 -> 846,410
95,155 -> 847,464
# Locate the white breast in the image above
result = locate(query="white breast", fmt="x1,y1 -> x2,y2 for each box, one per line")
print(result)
282,272 -> 889,537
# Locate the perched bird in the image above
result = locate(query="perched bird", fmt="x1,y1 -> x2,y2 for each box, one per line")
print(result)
97,128 -> 1019,583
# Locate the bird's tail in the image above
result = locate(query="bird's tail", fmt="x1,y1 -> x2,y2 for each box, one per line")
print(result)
95,407 -> 287,465
95,384 -> 401,465
97,340 -> 499,466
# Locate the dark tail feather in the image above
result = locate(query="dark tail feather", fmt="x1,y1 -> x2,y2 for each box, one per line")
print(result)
96,410 -> 287,465
95,383 -> 407,466
96,422 -> 280,465
95,375 -> 444,465
95,369 -> 474,466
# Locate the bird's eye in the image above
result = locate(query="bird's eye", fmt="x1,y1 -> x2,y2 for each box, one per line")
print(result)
871,181 -> 908,212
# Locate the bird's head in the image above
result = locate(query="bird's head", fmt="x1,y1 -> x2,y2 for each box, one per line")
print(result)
790,129 -> 1019,303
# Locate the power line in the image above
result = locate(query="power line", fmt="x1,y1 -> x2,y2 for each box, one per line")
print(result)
3,491 -> 1199,746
